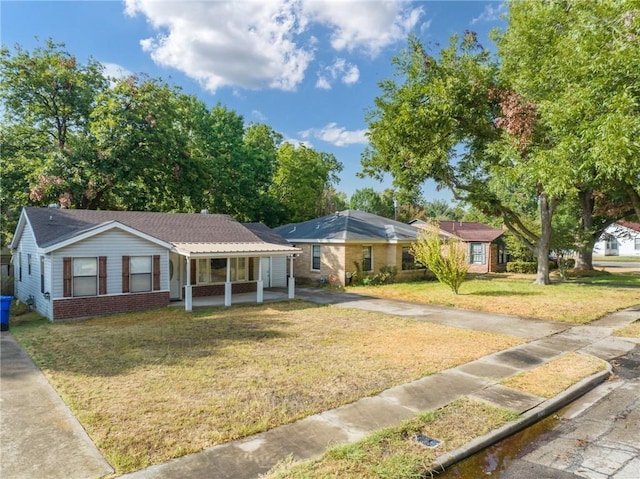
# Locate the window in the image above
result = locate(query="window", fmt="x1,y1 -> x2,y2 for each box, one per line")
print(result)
311,245 -> 321,271
402,246 -> 416,270
40,257 -> 45,293
130,256 -> 152,292
362,246 -> 373,272
18,252 -> 22,282
635,238 -> 640,250
497,244 -> 507,264
198,258 -> 227,284
231,257 -> 247,282
196,258 -> 248,283
606,236 -> 618,251
470,243 -> 486,265
28,254 -> 32,275
73,258 -> 97,297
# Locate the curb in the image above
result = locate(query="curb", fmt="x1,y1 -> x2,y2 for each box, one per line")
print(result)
431,361 -> 612,474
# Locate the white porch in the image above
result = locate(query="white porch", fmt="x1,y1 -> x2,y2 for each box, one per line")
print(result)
169,288 -> 290,308
171,242 -> 301,312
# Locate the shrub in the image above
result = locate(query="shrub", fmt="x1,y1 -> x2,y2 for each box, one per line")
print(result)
506,261 -> 538,274
410,223 -> 469,294
1,274 -> 13,296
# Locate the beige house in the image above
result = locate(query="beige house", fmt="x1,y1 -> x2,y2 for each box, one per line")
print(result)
274,210 -> 426,286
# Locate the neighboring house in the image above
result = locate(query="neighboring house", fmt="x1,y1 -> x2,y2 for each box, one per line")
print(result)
593,221 -> 640,257
10,207 -> 300,321
274,210 -> 426,286
410,219 -> 508,273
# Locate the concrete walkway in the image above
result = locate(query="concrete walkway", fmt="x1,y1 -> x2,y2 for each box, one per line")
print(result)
2,289 -> 638,479
0,333 -> 113,479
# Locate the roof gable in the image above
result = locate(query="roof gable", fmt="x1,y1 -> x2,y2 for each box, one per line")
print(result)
617,220 -> 640,233
23,207 -> 263,248
274,210 -> 419,242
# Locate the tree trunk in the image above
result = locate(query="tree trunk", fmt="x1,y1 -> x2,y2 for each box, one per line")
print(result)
534,192 -> 555,285
575,248 -> 593,270
575,189 -> 595,270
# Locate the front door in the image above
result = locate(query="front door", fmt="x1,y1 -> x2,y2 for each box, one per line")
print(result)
261,257 -> 271,287
169,253 -> 182,300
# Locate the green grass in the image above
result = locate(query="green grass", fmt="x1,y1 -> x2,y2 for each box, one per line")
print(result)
265,398 -> 518,479
10,301 -> 521,474
571,272 -> 640,287
351,272 -> 639,323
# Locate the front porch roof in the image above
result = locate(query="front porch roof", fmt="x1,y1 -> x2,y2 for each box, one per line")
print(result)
172,242 -> 301,258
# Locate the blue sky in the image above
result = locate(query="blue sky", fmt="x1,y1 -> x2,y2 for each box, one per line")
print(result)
1,0 -> 507,202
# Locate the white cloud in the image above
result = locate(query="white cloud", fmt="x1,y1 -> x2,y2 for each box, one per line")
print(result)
471,3 -> 507,25
302,1 -> 423,56
251,110 -> 267,122
101,62 -> 133,79
315,58 -> 360,90
299,122 -> 368,147
123,0 -> 421,93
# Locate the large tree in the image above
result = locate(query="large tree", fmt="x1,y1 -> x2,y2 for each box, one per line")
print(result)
270,143 -> 343,223
362,32 -> 563,284
0,40 -> 108,242
497,0 -> 640,269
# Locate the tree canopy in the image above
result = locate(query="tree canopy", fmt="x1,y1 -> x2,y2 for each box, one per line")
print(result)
363,1 -> 640,284
0,40 -> 345,242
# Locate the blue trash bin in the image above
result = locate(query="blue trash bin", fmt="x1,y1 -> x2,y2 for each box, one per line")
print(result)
0,295 -> 12,331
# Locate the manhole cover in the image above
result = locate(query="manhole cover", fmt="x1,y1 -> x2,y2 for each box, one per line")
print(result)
412,434 -> 441,448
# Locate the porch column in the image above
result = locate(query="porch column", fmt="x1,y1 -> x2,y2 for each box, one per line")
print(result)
224,257 -> 232,306
185,257 -> 192,312
256,257 -> 264,303
288,255 -> 295,299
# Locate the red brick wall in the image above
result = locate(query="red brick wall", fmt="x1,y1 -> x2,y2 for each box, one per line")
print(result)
188,282 -> 258,297
52,291 -> 169,321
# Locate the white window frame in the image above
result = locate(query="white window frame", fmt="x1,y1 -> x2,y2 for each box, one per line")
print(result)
130,256 -> 152,293
470,243 -> 486,265
311,244 -> 321,271
73,257 -> 98,297
634,238 -> 640,251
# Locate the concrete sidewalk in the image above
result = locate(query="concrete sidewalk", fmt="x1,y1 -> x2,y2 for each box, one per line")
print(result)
2,289 -> 638,479
0,333 -> 113,479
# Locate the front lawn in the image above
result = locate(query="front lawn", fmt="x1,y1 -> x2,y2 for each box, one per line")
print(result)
10,301 -> 522,474
350,273 -> 640,323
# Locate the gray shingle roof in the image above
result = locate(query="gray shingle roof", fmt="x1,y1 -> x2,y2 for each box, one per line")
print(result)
274,210 -> 420,242
24,207 -> 263,248
242,223 -> 290,245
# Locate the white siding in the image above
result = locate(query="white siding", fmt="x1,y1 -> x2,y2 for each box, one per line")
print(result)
50,229 -> 170,299
270,257 -> 287,288
13,221 -> 51,318
594,224 -> 640,257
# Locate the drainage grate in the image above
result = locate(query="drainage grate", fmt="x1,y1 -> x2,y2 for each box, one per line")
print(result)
412,434 -> 441,448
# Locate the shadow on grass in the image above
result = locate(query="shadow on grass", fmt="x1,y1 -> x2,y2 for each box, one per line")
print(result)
11,300 -> 332,378
466,291 -> 541,297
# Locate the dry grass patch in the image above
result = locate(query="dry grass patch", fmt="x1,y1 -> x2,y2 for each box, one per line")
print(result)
351,274 -> 640,323
265,398 -> 518,479
501,353 -> 606,398
613,319 -> 640,338
11,301 -> 521,474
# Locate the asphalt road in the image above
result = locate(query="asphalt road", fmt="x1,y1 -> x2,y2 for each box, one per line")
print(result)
593,261 -> 640,270
439,346 -> 640,479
